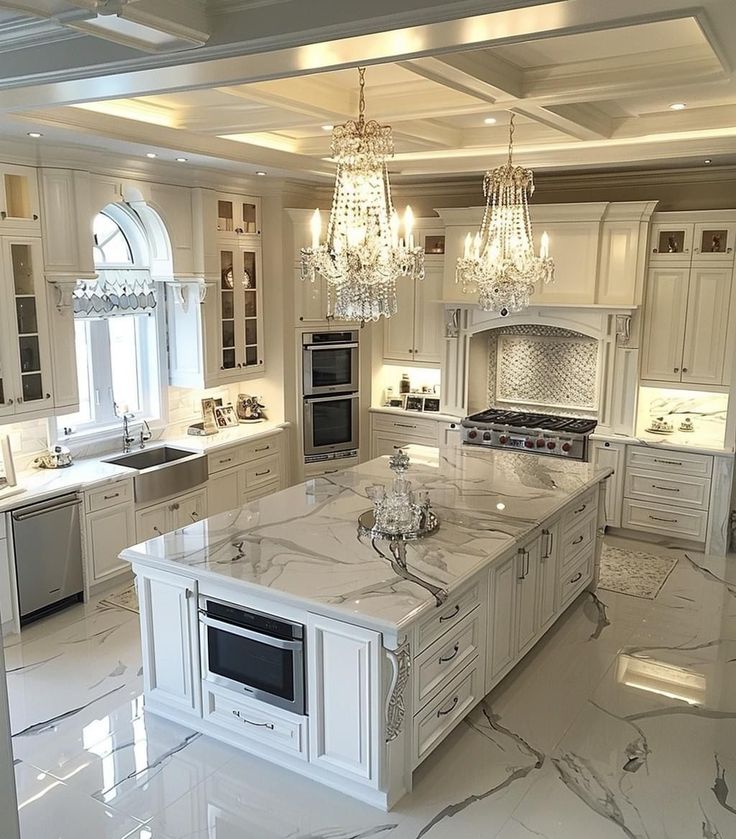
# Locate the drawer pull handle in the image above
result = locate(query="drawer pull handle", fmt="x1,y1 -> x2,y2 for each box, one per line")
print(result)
394,423 -> 417,429
569,572 -> 583,584
232,710 -> 274,730
652,484 -> 679,492
572,535 -> 584,545
191,511 -> 199,521
255,470 -> 271,477
573,504 -> 586,514
439,644 -> 460,664
649,515 -> 678,523
254,446 -> 270,452
103,493 -> 120,500
153,526 -> 162,535
437,696 -> 459,718
439,604 -> 460,622
220,457 -> 233,464
653,458 -> 682,466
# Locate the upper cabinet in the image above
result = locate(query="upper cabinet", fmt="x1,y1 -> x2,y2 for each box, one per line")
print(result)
640,212 -> 736,387
0,164 -> 40,235
216,246 -> 264,377
0,238 -> 53,417
437,202 -> 656,308
215,194 -> 261,238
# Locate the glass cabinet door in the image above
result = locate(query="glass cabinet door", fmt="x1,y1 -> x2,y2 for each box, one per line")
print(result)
219,250 -> 237,370
0,165 -> 40,228
217,199 -> 234,234
240,250 -> 261,369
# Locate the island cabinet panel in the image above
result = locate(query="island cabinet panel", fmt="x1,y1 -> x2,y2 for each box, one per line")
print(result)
307,614 -> 382,786
138,568 -> 201,718
207,467 -> 241,516
537,524 -> 559,631
488,554 -> 517,684
516,543 -> 541,656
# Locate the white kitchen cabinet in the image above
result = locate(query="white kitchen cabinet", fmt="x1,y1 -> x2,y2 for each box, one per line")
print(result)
138,567 -> 201,717
216,245 -> 264,378
0,164 -> 40,234
681,267 -> 732,385
649,221 -> 693,264
384,262 -> 443,365
641,265 -> 733,386
488,553 -> 517,684
530,217 -> 601,305
0,237 -> 54,419
307,613 -> 381,785
207,467 -> 241,516
87,504 -> 136,584
135,486 -> 208,541
591,441 -> 625,528
295,266 -> 331,325
692,222 -> 736,263
370,412 -> 440,459
516,542 -> 541,656
537,524 -> 559,629
172,489 -> 208,529
214,193 -> 260,238
0,528 -> 12,628
640,267 -> 690,383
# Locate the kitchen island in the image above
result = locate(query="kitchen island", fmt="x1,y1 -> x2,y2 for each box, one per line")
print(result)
121,444 -> 611,810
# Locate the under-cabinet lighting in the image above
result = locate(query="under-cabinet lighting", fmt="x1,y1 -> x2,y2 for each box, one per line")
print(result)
256,171 -> 267,176
146,153 -> 157,158
483,117 -> 497,125
704,158 -> 712,165
669,103 -> 687,110
27,132 -> 43,138
176,157 -> 188,162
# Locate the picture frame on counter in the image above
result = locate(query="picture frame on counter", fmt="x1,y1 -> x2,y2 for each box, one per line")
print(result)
390,394 -> 441,412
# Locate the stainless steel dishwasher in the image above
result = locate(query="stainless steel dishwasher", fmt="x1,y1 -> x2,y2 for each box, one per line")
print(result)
11,493 -> 84,624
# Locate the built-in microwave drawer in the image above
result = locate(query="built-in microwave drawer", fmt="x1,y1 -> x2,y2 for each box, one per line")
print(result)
413,659 -> 481,768
624,469 -> 711,511
416,582 -> 482,654
86,479 -> 134,513
626,446 -> 713,478
622,499 -> 708,542
414,606 -> 482,711
203,684 -> 307,759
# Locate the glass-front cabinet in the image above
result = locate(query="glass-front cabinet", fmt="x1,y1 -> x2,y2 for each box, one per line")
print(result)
0,237 -> 52,416
217,246 -> 264,378
0,164 -> 41,233
215,194 -> 260,237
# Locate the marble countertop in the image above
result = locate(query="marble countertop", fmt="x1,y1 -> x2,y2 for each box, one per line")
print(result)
0,422 -> 288,515
121,444 -> 611,633
370,406 -> 463,424
591,430 -> 734,457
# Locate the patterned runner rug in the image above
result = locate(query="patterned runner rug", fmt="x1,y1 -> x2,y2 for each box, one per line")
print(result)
598,544 -> 678,599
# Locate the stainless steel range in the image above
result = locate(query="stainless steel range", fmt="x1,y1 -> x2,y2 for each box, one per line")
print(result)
461,409 -> 597,461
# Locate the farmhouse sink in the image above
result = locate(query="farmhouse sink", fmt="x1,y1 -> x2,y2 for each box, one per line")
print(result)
105,446 -> 208,504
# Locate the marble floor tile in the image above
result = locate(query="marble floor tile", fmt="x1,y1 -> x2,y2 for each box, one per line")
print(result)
5,540 -> 736,838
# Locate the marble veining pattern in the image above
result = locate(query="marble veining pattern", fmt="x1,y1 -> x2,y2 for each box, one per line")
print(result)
6,533 -> 736,837
121,446 -> 610,631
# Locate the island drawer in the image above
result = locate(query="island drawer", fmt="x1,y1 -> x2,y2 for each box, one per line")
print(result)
414,606 -> 482,711
242,435 -> 281,462
86,479 -> 134,512
558,552 -> 593,610
626,446 -> 713,478
413,658 -> 480,767
622,499 -> 708,542
244,454 -> 281,489
416,582 -> 482,654
372,414 -> 437,440
561,487 -> 597,533
208,445 -> 245,474
203,684 -> 308,759
559,514 -> 597,572
624,468 -> 711,510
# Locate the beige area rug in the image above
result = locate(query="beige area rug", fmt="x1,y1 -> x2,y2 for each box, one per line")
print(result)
99,583 -> 139,614
597,544 -> 678,599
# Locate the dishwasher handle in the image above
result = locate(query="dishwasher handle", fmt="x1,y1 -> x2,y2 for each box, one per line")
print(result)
12,495 -> 82,522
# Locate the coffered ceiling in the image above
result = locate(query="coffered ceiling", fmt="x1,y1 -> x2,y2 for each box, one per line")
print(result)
0,0 -> 735,181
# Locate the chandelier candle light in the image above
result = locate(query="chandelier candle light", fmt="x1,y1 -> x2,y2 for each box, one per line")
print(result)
301,67 -> 424,322
456,114 -> 554,316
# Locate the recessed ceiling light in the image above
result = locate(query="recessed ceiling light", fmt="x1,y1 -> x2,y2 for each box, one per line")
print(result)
704,158 -> 713,165
256,171 -> 267,176
176,157 -> 188,162
483,117 -> 497,125
669,103 -> 687,110
27,132 -> 42,138
146,152 -> 157,158
321,124 -> 333,131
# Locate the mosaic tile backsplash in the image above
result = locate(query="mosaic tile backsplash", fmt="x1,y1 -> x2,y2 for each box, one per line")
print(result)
487,325 -> 599,415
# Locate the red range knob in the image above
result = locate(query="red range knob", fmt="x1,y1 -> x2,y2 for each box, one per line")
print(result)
546,440 -> 556,450
536,438 -> 546,448
525,439 -> 534,449
499,435 -> 508,444
468,429 -> 478,439
561,442 -> 572,452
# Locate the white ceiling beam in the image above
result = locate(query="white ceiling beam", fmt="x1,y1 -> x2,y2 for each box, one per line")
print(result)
397,56 -> 499,103
216,79 -> 353,123
513,102 -> 612,140
428,51 -> 524,100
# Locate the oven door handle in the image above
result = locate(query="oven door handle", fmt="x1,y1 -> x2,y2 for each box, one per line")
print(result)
304,392 -> 359,403
199,613 -> 303,650
304,343 -> 359,351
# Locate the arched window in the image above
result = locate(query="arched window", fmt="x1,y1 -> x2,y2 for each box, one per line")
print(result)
93,212 -> 133,265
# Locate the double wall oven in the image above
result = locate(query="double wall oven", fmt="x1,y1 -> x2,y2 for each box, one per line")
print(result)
302,331 -> 359,462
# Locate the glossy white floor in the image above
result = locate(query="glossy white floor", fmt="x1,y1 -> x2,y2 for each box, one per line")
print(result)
5,534 -> 736,839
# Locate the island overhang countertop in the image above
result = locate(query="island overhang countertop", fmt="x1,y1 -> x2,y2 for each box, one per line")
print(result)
121,445 -> 611,633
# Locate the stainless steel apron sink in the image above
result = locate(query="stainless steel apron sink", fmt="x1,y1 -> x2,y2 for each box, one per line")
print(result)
105,446 -> 208,504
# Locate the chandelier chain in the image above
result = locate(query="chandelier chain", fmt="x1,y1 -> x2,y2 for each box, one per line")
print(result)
507,113 -> 515,166
358,66 -> 366,125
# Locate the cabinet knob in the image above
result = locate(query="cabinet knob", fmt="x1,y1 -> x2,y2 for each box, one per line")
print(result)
45,392 -> 51,399
682,367 -> 688,373
33,214 -> 38,221
299,316 -> 304,321
191,511 -> 199,521
16,396 -> 22,403
0,211 -> 5,220
237,363 -> 242,368
153,526 -> 162,535
604,442 -> 610,447
6,398 -> 12,405
674,367 -> 679,373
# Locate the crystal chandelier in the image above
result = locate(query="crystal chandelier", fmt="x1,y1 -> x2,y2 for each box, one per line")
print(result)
301,67 -> 424,322
456,114 -> 554,316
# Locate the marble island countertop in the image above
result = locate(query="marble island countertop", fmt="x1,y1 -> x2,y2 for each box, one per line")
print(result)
0,421 -> 288,514
121,445 -> 611,633
591,429 -> 734,456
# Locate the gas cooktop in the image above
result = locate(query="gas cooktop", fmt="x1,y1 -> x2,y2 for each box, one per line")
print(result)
461,409 -> 597,460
